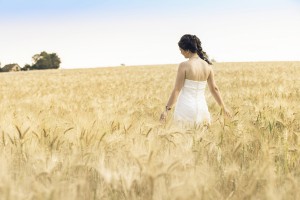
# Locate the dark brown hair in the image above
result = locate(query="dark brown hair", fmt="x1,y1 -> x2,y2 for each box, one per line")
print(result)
178,34 -> 212,65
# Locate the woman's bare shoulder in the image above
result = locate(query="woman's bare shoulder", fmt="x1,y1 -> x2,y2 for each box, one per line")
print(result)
178,61 -> 190,69
180,60 -> 189,65
207,63 -> 214,71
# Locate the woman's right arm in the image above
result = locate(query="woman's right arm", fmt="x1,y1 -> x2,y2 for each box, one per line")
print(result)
207,67 -> 231,117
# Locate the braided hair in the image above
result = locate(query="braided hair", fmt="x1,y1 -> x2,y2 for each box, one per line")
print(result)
178,34 -> 212,65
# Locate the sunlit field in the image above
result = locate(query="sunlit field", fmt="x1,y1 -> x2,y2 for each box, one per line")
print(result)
0,62 -> 299,200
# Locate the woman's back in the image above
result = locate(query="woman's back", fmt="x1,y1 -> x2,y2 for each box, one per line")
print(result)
184,58 -> 211,81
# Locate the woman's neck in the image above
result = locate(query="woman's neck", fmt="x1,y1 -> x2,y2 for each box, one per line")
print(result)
188,53 -> 199,60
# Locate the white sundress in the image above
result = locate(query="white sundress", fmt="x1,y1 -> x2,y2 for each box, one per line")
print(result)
173,79 -> 211,125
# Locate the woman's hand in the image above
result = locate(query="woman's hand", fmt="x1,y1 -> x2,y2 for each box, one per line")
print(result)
160,111 -> 168,123
221,107 -> 232,118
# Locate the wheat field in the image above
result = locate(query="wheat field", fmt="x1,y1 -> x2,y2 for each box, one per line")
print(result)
0,62 -> 299,200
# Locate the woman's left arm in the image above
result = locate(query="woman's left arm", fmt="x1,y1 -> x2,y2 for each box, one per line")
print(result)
165,63 -> 186,109
160,63 -> 186,122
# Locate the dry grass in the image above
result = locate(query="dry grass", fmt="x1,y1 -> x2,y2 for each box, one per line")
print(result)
0,62 -> 299,200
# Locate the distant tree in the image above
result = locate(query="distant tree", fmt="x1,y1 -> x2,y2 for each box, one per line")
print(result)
211,58 -> 217,63
31,51 -> 61,70
22,64 -> 32,71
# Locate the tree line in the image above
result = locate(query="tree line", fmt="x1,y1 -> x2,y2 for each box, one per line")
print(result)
0,51 -> 61,72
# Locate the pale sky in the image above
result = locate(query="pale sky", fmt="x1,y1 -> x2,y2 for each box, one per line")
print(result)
0,0 -> 300,69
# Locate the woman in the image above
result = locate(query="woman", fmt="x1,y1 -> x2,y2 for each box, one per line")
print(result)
160,34 -> 231,125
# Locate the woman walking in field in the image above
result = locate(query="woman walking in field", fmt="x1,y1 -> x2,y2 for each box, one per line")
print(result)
160,34 -> 231,125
